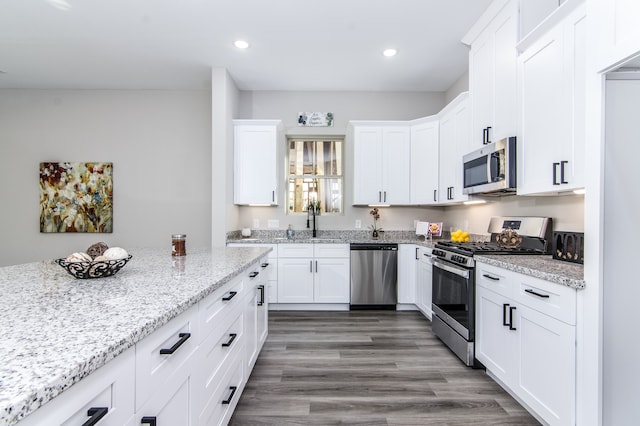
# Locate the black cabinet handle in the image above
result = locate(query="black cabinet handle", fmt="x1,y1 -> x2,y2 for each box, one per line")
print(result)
553,162 -> 560,185
222,291 -> 237,301
509,306 -> 517,331
141,417 -> 157,426
222,386 -> 238,405
433,189 -> 437,202
483,274 -> 499,281
486,126 -> 492,144
249,271 -> 259,278
315,260 -> 318,273
379,191 -> 382,202
502,303 -> 510,327
384,191 -> 387,202
82,407 -> 108,426
261,262 -> 269,268
525,288 -> 550,298
272,190 -> 275,202
258,284 -> 265,306
310,260 -> 313,273
159,332 -> 191,355
221,333 -> 238,348
415,247 -> 419,260
560,160 -> 568,184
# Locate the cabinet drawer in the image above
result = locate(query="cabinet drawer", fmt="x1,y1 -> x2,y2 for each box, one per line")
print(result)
514,273 -> 577,325
197,353 -> 245,426
278,243 -> 314,258
199,311 -> 245,395
198,275 -> 245,341
314,243 -> 350,258
19,348 -> 135,426
476,263 -> 515,299
136,304 -> 199,411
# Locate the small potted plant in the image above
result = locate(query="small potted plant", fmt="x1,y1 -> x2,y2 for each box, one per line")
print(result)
369,207 -> 382,239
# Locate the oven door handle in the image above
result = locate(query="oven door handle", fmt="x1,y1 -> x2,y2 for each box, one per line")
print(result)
432,259 -> 469,279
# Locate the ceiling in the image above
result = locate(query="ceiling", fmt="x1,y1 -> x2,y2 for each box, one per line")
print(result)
0,0 -> 493,92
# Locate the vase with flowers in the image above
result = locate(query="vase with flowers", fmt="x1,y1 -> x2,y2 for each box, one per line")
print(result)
369,207 -> 382,239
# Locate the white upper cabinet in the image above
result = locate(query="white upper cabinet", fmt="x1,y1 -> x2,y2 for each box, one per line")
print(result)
233,120 -> 282,205
437,93 -> 471,204
593,0 -> 640,71
410,118 -> 439,205
352,123 -> 411,205
517,3 -> 586,195
465,0 -> 519,147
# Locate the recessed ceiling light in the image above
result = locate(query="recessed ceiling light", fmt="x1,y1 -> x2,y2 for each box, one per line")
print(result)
234,40 -> 250,49
383,48 -> 397,57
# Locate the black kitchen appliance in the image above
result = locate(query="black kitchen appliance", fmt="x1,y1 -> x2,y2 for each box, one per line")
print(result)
431,216 -> 552,367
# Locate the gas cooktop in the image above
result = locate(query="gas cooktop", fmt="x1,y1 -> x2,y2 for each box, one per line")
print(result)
435,240 -> 546,256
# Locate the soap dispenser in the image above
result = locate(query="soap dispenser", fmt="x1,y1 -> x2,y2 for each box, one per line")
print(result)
286,224 -> 295,240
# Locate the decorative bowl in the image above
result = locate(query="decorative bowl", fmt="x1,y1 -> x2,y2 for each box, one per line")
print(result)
495,228 -> 523,248
55,255 -> 133,279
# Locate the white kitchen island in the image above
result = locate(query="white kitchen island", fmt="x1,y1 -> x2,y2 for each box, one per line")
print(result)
0,246 -> 271,426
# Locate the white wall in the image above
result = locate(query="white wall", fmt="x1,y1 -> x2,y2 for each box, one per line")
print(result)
445,71 -> 470,104
0,89 -> 212,267
445,194 -> 584,234
235,90 -> 448,232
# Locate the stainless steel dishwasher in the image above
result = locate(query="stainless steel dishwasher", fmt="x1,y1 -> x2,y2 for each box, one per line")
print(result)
350,243 -> 398,309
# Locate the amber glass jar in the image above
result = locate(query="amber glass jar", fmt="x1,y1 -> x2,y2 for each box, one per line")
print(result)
172,234 -> 186,256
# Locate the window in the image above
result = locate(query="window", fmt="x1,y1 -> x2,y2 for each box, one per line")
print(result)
287,137 -> 343,214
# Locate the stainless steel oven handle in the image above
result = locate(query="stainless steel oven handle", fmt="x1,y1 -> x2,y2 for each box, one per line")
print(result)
433,259 -> 469,279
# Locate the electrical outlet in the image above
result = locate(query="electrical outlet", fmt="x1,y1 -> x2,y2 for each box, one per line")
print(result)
267,219 -> 279,229
355,220 -> 362,229
253,219 -> 260,229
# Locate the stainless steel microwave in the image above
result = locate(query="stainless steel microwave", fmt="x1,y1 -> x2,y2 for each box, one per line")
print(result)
462,137 -> 516,195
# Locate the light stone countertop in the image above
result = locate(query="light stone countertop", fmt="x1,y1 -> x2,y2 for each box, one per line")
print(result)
474,254 -> 585,289
0,246 -> 271,426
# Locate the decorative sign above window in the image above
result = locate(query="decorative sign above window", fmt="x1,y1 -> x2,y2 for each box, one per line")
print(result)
297,112 -> 334,127
39,162 -> 113,233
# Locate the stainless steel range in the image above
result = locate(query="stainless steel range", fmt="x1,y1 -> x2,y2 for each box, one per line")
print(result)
431,216 -> 552,367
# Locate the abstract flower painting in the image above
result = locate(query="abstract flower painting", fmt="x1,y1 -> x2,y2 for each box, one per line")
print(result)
39,162 -> 113,233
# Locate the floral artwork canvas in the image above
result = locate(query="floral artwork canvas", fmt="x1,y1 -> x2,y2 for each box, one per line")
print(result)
39,162 -> 113,233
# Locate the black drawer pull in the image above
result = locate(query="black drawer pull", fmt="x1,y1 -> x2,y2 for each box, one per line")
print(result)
509,306 -> 517,331
502,303 -> 510,327
222,333 -> 238,348
261,262 -> 269,268
141,417 -> 157,426
525,288 -> 550,298
222,291 -> 237,301
249,271 -> 259,278
483,274 -> 499,281
82,407 -> 108,426
222,386 -> 238,405
159,332 -> 191,355
258,284 -> 265,306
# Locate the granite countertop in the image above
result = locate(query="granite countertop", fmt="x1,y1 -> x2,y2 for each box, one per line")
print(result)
227,229 -> 437,248
0,246 -> 270,426
475,254 -> 585,289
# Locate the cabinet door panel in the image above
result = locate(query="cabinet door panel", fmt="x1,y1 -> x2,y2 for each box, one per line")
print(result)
277,258 -> 314,303
517,304 -> 576,426
314,258 -> 350,303
234,124 -> 279,205
475,287 -> 515,384
353,127 -> 383,204
410,121 -> 439,204
398,245 -> 417,304
382,127 -> 411,204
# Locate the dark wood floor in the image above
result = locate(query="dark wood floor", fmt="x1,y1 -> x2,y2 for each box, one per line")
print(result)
230,310 -> 540,425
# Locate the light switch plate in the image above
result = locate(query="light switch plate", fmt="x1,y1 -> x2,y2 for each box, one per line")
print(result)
267,219 -> 279,229
355,220 -> 361,229
253,219 -> 260,229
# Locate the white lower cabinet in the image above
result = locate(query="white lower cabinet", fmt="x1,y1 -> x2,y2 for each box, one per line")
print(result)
18,348 -> 135,426
277,244 -> 350,304
19,255 -> 269,426
397,245 -> 418,304
475,261 -> 576,426
415,247 -> 433,319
